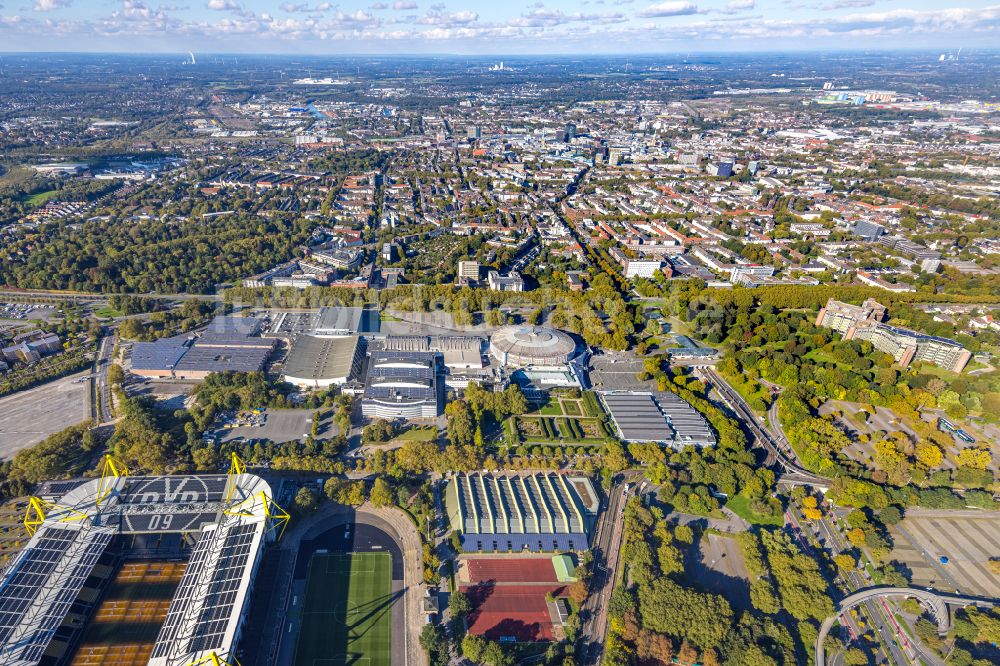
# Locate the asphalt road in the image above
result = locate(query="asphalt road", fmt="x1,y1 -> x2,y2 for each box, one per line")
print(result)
93,333 -> 116,424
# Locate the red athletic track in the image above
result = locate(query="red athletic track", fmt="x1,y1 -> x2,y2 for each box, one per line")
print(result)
461,583 -> 565,642
465,558 -> 558,585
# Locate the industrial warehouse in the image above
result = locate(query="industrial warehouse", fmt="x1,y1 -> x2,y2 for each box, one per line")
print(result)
130,316 -> 276,380
445,472 -> 599,552
600,390 -> 717,448
0,461 -> 287,666
281,334 -> 364,388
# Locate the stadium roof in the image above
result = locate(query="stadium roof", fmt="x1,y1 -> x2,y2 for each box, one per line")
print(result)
446,472 -> 598,538
0,473 -> 279,666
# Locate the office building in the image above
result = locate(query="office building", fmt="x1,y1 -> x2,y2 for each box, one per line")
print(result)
487,270 -> 524,292
623,259 -> 662,279
852,219 -> 885,241
457,260 -> 481,283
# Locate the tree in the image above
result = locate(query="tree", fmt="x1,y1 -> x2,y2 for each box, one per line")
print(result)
107,363 -> 125,386
834,553 -> 856,570
369,477 -> 394,507
482,641 -> 514,666
192,446 -> 218,472
461,634 -> 487,662
915,441 -> 943,469
445,400 -> 475,446
294,487 -> 318,514
364,419 -> 397,444
637,577 -> 732,649
450,590 -> 472,618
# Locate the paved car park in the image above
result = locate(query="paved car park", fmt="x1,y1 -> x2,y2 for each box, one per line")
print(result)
889,510 -> 1000,598
588,352 -> 657,390
0,371 -> 90,458
218,408 -> 340,444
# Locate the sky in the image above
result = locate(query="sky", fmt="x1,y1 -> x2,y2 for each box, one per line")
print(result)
0,0 -> 998,54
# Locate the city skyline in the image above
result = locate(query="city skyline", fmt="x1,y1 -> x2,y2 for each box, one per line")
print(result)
0,0 -> 998,54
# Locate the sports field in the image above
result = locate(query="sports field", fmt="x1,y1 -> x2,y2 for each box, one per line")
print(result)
294,551 -> 393,666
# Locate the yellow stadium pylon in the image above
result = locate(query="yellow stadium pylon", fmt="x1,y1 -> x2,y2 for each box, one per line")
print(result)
224,451 -> 246,503
223,491 -> 290,540
185,652 -> 241,666
22,496 -> 89,536
95,454 -> 129,507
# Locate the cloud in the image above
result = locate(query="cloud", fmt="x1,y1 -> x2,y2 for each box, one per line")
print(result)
33,0 -> 71,10
370,1 -> 388,7
724,0 -> 754,11
206,0 -> 239,10
638,1 -> 699,18
510,8 -> 626,26
392,0 -> 417,9
280,1 -> 333,11
823,0 -> 875,9
416,8 -> 477,25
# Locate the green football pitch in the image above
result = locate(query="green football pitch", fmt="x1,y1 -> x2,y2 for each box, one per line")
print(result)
293,551 -> 393,666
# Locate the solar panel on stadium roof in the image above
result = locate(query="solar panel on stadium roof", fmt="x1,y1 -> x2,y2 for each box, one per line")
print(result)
151,523 -> 257,659
0,527 -> 114,662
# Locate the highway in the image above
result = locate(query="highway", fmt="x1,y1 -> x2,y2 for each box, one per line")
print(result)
0,287 -> 222,303
92,333 -> 116,424
789,505 -> 912,665
703,365 -> 923,665
815,585 -> 995,666
578,474 -> 635,666
696,367 -> 829,486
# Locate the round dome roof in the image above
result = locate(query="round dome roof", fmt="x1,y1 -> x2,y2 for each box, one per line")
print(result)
489,325 -> 576,365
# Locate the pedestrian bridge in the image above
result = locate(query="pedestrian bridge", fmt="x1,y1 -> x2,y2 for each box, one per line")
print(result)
815,586 -> 995,666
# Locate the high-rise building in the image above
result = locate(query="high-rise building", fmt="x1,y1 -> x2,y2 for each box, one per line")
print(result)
816,298 -> 970,372
467,125 -> 481,139
457,260 -> 480,282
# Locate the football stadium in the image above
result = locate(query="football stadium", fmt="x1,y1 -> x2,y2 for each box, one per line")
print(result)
0,456 -> 288,666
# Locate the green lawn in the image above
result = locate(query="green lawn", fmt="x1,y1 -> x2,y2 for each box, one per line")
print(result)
93,306 -> 122,318
294,552 -> 393,666
25,189 -> 59,206
724,495 -> 783,527
396,427 -> 437,442
561,400 -> 584,416
536,401 -> 565,416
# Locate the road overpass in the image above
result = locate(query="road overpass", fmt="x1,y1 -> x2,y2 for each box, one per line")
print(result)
816,586 -> 995,666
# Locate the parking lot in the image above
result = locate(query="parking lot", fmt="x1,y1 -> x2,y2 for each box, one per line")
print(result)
217,408 -> 340,444
0,371 -> 90,458
588,352 -> 657,390
0,302 -> 57,321
889,510 -> 1000,598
